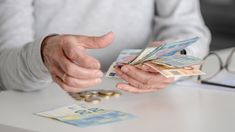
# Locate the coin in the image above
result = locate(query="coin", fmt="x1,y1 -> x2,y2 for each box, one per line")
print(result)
113,91 -> 122,97
68,93 -> 84,101
98,90 -> 115,96
87,91 -> 99,98
89,90 -> 99,95
79,92 -> 92,98
69,90 -> 122,103
74,96 -> 84,101
84,97 -> 101,104
98,94 -> 111,99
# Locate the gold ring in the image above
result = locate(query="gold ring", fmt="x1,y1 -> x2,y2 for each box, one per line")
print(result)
62,73 -> 67,82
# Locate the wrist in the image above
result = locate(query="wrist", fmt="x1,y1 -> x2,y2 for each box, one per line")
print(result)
41,34 -> 59,62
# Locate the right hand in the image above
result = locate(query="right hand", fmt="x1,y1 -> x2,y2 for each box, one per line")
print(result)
41,32 -> 114,92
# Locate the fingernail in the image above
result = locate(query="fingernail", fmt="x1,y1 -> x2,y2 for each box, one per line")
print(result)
121,66 -> 129,73
117,84 -> 123,89
97,71 -> 103,77
96,78 -> 102,83
93,61 -> 100,69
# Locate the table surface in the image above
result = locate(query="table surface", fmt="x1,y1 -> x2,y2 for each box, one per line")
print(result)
0,48 -> 235,132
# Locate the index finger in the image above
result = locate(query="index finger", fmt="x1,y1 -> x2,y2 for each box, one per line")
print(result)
62,41 -> 101,69
135,64 -> 160,73
74,32 -> 114,49
118,65 -> 174,84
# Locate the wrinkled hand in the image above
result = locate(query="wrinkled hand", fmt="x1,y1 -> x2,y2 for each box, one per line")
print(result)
115,62 -> 174,93
41,32 -> 114,92
114,40 -> 174,93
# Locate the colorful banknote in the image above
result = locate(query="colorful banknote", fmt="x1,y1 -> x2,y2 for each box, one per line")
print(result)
151,54 -> 203,68
129,37 -> 199,65
36,104 -> 135,127
106,37 -> 205,78
144,62 -> 205,78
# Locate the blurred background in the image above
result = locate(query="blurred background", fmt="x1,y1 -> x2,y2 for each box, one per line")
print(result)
201,0 -> 235,50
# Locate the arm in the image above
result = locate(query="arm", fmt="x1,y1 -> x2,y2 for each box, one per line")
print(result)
0,0 -> 51,91
114,0 -> 210,93
154,0 -> 211,58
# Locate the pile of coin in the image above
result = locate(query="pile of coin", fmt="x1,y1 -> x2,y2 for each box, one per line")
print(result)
68,90 -> 122,104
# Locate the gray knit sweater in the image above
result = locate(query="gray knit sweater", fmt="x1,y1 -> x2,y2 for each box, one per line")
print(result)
0,0 -> 210,91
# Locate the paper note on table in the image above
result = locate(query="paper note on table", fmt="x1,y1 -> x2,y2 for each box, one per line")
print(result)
36,104 -> 135,127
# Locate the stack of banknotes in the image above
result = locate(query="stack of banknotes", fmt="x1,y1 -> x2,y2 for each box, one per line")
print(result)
36,104 -> 135,127
106,37 -> 205,78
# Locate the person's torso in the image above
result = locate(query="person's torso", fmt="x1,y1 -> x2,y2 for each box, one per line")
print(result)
33,0 -> 155,70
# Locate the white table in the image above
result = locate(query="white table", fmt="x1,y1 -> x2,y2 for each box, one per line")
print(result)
0,48 -> 235,132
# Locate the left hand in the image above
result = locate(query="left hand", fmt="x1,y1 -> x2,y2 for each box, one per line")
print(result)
115,64 -> 174,93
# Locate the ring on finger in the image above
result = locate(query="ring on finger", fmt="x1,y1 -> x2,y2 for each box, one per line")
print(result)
62,73 -> 67,82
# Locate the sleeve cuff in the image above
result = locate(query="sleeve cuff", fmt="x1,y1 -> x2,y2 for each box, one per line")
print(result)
29,37 -> 52,82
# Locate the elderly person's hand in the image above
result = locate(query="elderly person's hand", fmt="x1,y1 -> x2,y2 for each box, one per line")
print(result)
115,64 -> 174,93
115,41 -> 174,93
41,32 -> 114,92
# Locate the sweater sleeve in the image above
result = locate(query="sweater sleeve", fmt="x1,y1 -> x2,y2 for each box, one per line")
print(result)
0,0 -> 52,91
154,0 -> 211,58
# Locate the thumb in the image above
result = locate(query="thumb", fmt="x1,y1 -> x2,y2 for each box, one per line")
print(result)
77,32 -> 115,49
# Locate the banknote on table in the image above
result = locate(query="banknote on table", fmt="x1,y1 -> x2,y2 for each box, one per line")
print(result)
106,37 -> 205,78
36,104 -> 135,127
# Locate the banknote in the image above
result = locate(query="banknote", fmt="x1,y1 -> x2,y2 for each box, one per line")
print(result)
145,62 -> 205,78
106,37 -> 204,78
151,55 -> 203,68
106,49 -> 142,78
129,37 -> 199,65
106,62 -> 119,78
128,47 -> 157,65
115,49 -> 142,65
36,104 -> 135,127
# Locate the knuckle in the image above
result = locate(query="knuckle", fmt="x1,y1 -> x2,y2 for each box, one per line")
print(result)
65,77 -> 74,86
143,84 -> 152,89
136,83 -> 145,89
143,77 -> 154,85
82,58 -> 92,66
158,76 -> 167,82
83,56 -> 95,65
51,74 -> 57,82
66,49 -> 76,59
74,82 -> 84,88
124,76 -> 131,83
49,67 -> 57,74
60,35 -> 72,42
143,79 -> 149,85
148,85 -> 156,89
126,66 -> 133,73
63,63 -> 73,74
59,35 -> 70,44
116,69 -> 124,76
